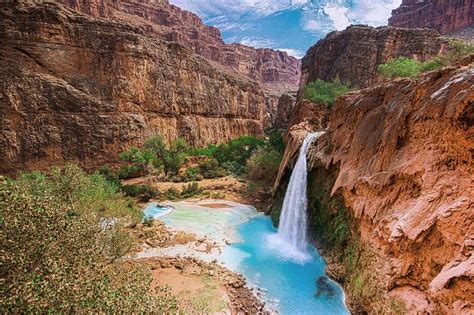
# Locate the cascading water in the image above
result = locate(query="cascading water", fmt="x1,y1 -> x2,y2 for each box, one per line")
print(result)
268,131 -> 325,262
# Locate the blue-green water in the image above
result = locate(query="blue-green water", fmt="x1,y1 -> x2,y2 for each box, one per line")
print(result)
222,215 -> 348,315
143,202 -> 348,314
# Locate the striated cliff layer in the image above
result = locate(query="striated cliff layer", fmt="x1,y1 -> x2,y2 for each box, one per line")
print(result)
58,0 -> 301,90
301,25 -> 448,89
389,0 -> 474,35
0,1 -> 266,173
274,57 -> 474,313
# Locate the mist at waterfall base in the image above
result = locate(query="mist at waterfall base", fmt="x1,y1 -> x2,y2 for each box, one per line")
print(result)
143,132 -> 348,313
267,132 -> 324,263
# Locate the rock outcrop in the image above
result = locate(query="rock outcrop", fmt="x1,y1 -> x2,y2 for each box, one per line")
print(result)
389,0 -> 474,35
58,0 -> 301,90
301,25 -> 449,89
274,56 -> 474,313
0,1 -> 266,173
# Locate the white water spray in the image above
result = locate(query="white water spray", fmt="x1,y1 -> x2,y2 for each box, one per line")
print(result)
268,131 -> 325,262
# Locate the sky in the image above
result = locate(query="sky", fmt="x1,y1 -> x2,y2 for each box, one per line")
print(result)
170,0 -> 402,58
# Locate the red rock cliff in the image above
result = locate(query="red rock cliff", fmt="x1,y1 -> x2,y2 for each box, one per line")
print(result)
301,25 -> 448,89
0,1 -> 266,173
58,0 -> 301,90
389,0 -> 474,35
275,57 -> 474,313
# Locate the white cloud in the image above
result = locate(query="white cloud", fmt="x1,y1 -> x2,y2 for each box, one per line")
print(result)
304,19 -> 323,31
239,37 -> 275,48
276,48 -> 305,59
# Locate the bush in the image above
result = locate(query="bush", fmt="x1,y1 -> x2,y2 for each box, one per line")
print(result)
121,184 -> 158,202
378,57 -> 421,78
181,182 -> 202,199
118,164 -> 144,180
0,166 -> 178,312
246,148 -> 283,186
214,136 -> 265,175
419,56 -> 444,72
198,159 -> 226,179
165,187 -> 180,200
449,39 -> 474,60
303,79 -> 350,104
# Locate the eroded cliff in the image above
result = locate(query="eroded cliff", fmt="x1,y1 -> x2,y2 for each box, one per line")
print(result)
301,25 -> 449,89
274,57 -> 474,312
0,1 -> 266,173
389,0 -> 474,36
58,0 -> 301,90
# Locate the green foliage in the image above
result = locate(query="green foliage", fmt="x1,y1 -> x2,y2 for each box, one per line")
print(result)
378,57 -> 421,78
121,184 -> 159,202
246,148 -> 283,186
186,144 -> 218,157
303,79 -> 350,105
267,128 -> 286,153
15,164 -> 141,222
180,182 -> 202,199
0,166 -> 178,312
198,159 -> 226,179
448,39 -> 474,60
214,136 -> 265,175
119,136 -> 191,178
419,56 -> 444,72
165,187 -> 180,200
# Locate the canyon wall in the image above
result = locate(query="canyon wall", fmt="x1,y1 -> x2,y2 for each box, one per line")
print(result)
301,25 -> 448,89
58,0 -> 301,91
389,0 -> 474,35
0,1 -> 267,173
274,57 -> 474,313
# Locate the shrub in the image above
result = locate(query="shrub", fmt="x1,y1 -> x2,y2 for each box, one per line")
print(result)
449,39 -> 474,60
246,147 -> 283,186
213,136 -> 265,175
267,128 -> 286,153
378,57 -> 421,78
198,159 -> 226,179
121,184 -> 158,202
420,56 -> 445,72
165,187 -> 180,200
0,167 -> 178,312
186,144 -> 218,157
118,164 -> 144,180
180,182 -> 202,199
303,79 -> 350,104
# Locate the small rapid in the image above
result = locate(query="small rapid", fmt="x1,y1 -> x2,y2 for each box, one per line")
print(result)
268,131 -> 325,262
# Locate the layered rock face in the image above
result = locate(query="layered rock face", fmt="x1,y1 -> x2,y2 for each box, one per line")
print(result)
275,57 -> 474,312
0,1 -> 266,173
58,0 -> 301,90
301,25 -> 448,89
389,0 -> 474,35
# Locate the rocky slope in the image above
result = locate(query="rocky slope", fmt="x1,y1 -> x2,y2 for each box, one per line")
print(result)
389,0 -> 474,35
273,57 -> 474,313
301,25 -> 449,89
57,0 -> 301,91
0,1 -> 267,173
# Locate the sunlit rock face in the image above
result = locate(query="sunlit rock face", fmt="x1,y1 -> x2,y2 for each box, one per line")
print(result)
301,25 -> 449,89
389,0 -> 474,35
0,1 -> 267,173
276,55 -> 474,313
58,0 -> 302,91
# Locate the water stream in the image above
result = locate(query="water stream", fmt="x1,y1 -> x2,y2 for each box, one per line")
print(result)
268,132 -> 325,262
140,133 -> 349,314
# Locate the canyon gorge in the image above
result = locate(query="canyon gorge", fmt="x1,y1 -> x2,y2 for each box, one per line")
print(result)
1,0 -> 473,314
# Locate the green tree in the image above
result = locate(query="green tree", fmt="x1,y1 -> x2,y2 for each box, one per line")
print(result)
302,79 -> 350,105
0,167 -> 178,313
378,57 -> 421,78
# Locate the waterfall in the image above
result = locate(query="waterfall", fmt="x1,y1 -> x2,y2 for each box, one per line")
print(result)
268,131 -> 325,262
